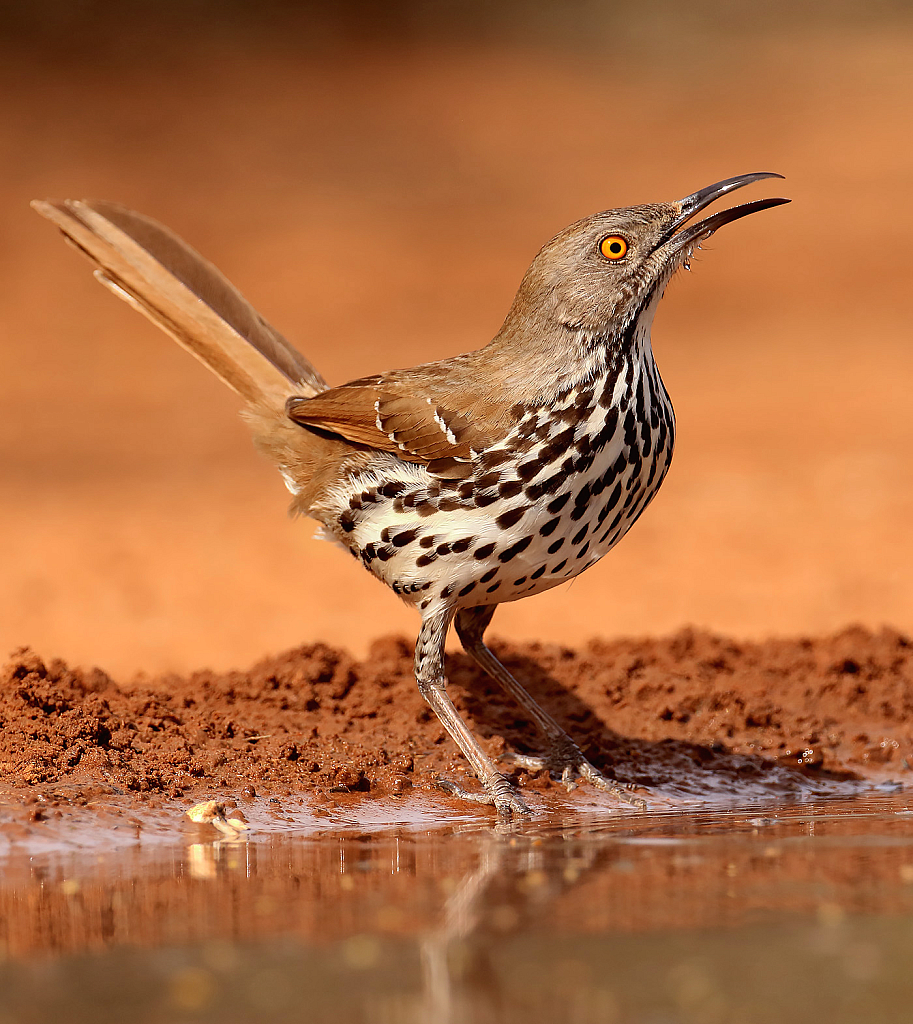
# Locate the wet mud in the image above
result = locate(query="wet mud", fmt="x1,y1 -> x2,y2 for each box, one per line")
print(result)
1,627 -> 910,829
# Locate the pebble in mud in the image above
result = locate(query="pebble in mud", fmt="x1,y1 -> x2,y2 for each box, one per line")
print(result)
186,800 -> 249,837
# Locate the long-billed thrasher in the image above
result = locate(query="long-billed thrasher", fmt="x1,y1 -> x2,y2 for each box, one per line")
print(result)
33,172 -> 789,816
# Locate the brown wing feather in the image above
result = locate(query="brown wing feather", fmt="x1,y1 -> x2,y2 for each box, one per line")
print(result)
287,378 -> 491,479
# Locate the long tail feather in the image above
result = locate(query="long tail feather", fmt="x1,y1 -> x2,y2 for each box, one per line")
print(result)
32,199 -> 327,404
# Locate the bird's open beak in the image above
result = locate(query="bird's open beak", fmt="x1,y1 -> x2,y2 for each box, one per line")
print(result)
668,172 -> 790,249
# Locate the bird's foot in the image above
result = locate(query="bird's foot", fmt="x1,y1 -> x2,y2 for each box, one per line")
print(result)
503,739 -> 646,810
437,772 -> 530,818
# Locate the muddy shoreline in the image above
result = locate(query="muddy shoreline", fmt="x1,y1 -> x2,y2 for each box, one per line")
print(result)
1,627 -> 910,822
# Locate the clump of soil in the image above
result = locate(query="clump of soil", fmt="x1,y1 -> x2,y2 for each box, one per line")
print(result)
1,626 -> 911,808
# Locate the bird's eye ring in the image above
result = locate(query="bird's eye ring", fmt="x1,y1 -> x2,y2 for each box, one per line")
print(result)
599,235 -> 628,261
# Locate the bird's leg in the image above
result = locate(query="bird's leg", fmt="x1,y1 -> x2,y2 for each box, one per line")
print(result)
455,607 -> 645,809
415,610 -> 529,818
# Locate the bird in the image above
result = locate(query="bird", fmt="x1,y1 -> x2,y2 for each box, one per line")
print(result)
33,173 -> 789,817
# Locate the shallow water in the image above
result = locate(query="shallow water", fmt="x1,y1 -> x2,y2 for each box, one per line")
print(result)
3,791 -> 913,1023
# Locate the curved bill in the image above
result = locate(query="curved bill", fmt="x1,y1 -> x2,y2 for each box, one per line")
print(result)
666,172 -> 790,249
673,196 -> 791,249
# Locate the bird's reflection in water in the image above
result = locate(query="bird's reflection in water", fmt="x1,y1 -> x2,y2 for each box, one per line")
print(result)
417,824 -> 607,1024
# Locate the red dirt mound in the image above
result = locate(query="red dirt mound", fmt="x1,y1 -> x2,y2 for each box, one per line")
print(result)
1,627 -> 910,808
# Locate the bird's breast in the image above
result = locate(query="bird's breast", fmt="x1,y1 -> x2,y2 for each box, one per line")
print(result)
326,344 -> 675,616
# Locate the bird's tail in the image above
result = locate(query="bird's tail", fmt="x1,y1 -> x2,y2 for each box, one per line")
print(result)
31,199 -> 327,406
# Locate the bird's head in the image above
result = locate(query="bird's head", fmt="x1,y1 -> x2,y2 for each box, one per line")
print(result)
500,172 -> 789,344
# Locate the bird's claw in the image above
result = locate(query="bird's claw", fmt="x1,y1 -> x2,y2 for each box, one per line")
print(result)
437,775 -> 530,818
502,741 -> 646,810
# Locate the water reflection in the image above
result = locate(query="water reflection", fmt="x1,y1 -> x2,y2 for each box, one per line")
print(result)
1,793 -> 913,1022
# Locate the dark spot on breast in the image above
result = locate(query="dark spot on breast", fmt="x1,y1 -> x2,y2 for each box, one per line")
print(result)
420,535 -> 435,548
474,543 -> 496,559
538,427 -> 576,465
459,482 -> 475,499
486,582 -> 501,593
599,483 -> 622,523
572,524 -> 589,545
514,576 -> 527,586
498,536 -> 532,562
539,517 -> 561,537
480,567 -> 498,583
440,584 -> 454,599
416,552 -> 438,567
548,537 -> 565,554
547,493 -> 570,515
499,479 -> 523,499
624,410 -> 638,449
531,565 -> 546,580
570,483 -> 591,519
476,471 -> 501,491
420,598 -> 431,610
475,492 -> 499,508
576,541 -> 590,559
339,511 -> 356,532
591,416 -> 619,452
436,542 -> 451,556
526,472 -> 564,502
392,528 -> 419,547
624,480 -> 643,511
496,507 -> 526,530
438,498 -> 461,512
451,537 -> 473,553
552,559 -> 567,574
376,546 -> 395,561
517,458 -> 544,482
574,452 -> 595,474
458,581 -> 477,597
378,481 -> 408,497
362,543 -> 377,562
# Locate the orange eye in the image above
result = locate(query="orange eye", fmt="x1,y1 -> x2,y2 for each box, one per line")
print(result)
599,235 -> 628,260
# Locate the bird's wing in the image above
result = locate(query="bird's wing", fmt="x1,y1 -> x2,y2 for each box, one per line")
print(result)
287,376 -> 500,479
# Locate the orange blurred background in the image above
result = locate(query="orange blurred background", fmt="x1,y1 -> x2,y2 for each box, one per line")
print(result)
2,1 -> 912,674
